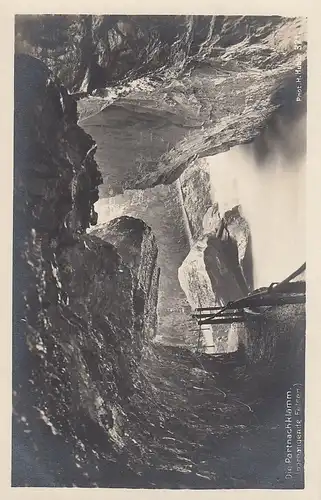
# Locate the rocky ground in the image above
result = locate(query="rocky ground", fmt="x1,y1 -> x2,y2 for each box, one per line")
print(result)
13,16 -> 306,489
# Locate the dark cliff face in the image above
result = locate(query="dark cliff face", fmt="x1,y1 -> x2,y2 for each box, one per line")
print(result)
15,15 -> 306,94
13,54 -> 160,486
16,15 -> 221,92
179,161 -> 213,243
14,53 -> 102,236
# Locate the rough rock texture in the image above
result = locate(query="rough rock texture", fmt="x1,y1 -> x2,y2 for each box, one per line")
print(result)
91,217 -> 160,340
16,16 -> 308,194
13,54 -> 160,486
16,15 -> 215,92
13,23 -> 306,490
178,204 -> 252,352
92,156 -> 253,349
76,16 -> 307,195
178,160 -> 213,243
178,158 -> 253,289
92,184 -> 196,346
14,53 -> 102,235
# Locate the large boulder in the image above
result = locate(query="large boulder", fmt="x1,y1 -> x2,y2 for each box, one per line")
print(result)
91,216 -> 160,340
178,204 -> 252,352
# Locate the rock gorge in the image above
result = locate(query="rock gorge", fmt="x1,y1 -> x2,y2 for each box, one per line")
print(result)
13,15 -> 306,489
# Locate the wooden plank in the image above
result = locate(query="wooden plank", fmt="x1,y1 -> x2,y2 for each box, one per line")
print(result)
193,310 -> 244,319
198,316 -> 245,325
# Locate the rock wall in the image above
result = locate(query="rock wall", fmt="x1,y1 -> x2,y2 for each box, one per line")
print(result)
79,17 -> 307,194
93,184 -> 196,346
178,160 -> 213,242
91,216 -> 160,341
12,54 -> 267,488
16,16 -> 307,194
178,200 -> 252,352
13,23 -> 306,489
13,54 -> 159,486
16,15 -> 211,92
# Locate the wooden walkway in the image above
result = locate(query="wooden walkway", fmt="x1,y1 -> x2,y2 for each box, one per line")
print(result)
192,263 -> 306,326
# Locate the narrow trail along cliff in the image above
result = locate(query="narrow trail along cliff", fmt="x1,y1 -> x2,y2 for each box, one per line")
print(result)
13,15 -> 306,489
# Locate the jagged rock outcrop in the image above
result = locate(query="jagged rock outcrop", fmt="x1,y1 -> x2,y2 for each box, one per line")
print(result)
92,184 -> 195,346
12,53 -> 273,487
178,160 -> 213,242
14,53 -> 102,235
177,158 -> 252,290
90,216 -> 160,340
16,15 -> 209,92
90,156 -> 253,351
77,16 -> 307,194
178,204 -> 252,352
16,16 -> 306,195
13,54 -> 160,486
13,26 -> 306,490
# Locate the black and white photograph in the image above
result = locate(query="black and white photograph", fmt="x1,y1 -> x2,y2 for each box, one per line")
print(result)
13,14 -> 307,489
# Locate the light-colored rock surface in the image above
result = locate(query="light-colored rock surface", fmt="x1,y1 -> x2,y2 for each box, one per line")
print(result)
80,17 -> 306,194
